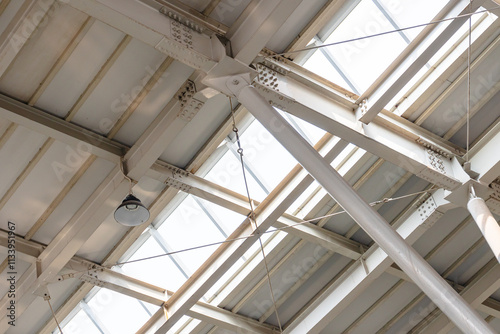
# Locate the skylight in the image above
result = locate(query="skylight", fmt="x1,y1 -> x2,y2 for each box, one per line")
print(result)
301,0 -> 451,95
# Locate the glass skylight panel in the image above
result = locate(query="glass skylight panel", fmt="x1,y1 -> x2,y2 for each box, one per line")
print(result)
196,197 -> 246,235
321,0 -> 407,93
55,309 -> 101,334
87,289 -> 153,333
284,113 -> 327,145
205,149 -> 268,201
157,195 -> 227,273
302,50 -> 353,90
238,119 -> 298,191
120,235 -> 188,291
378,0 -> 449,40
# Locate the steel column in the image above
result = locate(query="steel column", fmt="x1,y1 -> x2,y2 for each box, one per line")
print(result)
231,81 -> 494,334
468,196 -> 500,263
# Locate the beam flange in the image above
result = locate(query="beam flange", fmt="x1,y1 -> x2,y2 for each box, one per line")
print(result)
0,94 -> 125,162
229,80 -> 494,334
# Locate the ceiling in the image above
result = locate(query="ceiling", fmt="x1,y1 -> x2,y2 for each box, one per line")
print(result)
0,0 -> 499,333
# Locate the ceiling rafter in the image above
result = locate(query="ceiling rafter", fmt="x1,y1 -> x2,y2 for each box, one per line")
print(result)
64,34 -> 132,122
0,0 -> 58,77
415,260 -> 500,333
342,216 -> 474,333
0,64 -> 202,332
357,0 -> 487,124
28,16 -> 95,106
396,16 -> 500,119
414,22 -> 500,126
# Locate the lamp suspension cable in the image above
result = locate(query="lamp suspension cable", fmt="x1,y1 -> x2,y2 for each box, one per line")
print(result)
228,96 -> 284,333
46,297 -> 64,333
466,0 -> 473,162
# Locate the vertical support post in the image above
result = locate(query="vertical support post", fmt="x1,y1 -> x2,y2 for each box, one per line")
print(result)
468,196 -> 500,263
229,80 -> 495,334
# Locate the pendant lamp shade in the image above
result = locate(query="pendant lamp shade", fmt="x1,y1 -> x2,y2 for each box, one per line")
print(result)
114,194 -> 150,226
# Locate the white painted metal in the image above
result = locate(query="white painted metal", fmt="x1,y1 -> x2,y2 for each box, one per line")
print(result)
152,135 -> 342,333
358,0 -> 486,124
225,0 -> 303,64
0,75 -> 201,331
419,260 -> 500,334
468,196 -> 500,262
233,82 -> 495,334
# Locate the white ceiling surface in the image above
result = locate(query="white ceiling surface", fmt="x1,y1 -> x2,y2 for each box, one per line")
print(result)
0,0 -> 499,333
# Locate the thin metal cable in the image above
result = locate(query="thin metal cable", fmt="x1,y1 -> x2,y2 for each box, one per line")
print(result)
47,298 -> 64,334
228,96 -> 284,333
466,1 -> 473,161
267,6 -> 500,59
110,188 -> 434,266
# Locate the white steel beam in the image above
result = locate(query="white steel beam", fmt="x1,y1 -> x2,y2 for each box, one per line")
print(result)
0,0 -> 57,77
225,0 -> 302,65
419,260 -> 500,334
253,58 -> 465,190
148,158 -> 364,260
57,260 -> 279,334
151,133 -> 342,333
65,0 -> 219,72
0,78 -> 200,333
358,0 -> 486,124
4,229 -> 500,333
65,0 -> 470,191
228,81 -> 494,334
0,93 -> 125,163
58,0 -> 471,189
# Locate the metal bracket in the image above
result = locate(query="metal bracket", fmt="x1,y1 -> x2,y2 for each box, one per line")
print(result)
425,149 -> 447,174
33,284 -> 51,301
445,179 -> 493,208
165,177 -> 192,193
177,80 -> 204,122
416,196 -> 438,227
255,64 -> 280,91
491,181 -> 500,201
416,138 -> 455,159
160,7 -> 204,34
170,20 -> 194,49
163,163 -> 190,178
253,83 -> 295,112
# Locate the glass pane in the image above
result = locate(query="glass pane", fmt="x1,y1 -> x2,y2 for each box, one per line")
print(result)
196,197 -> 246,236
121,236 -> 188,291
87,289 -> 152,333
302,49 -> 352,89
238,120 -> 297,190
59,309 -> 101,334
205,149 -> 268,201
285,113 -> 327,145
157,195 -> 226,273
322,0 -> 407,92
380,0 -> 450,40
